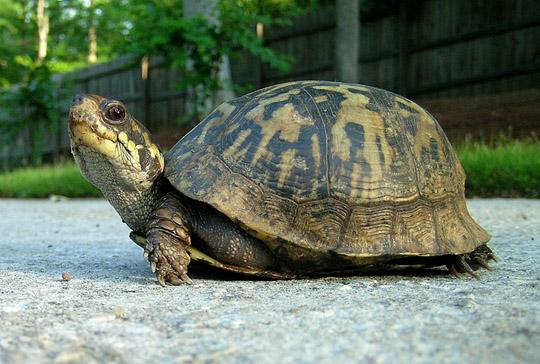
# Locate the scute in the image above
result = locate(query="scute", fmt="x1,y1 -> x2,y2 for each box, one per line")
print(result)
165,81 -> 490,259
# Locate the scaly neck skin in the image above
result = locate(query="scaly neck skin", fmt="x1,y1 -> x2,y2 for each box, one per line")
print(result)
102,177 -> 163,233
73,144 -> 162,234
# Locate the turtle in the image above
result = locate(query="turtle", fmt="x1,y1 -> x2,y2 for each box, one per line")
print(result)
68,80 -> 497,286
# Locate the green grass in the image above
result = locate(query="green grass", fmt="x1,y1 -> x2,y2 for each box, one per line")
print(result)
456,139 -> 540,198
0,162 -> 101,198
0,139 -> 539,198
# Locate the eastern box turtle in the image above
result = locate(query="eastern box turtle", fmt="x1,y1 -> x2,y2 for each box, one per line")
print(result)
69,81 -> 496,285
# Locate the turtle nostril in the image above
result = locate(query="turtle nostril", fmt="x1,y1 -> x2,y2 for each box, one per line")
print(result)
72,95 -> 85,106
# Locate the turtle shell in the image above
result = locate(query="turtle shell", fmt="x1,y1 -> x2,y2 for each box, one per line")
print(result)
165,81 -> 490,268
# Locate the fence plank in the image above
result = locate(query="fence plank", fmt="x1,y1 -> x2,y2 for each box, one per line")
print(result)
2,0 -> 540,168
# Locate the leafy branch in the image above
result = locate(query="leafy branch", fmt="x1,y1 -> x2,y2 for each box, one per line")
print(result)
0,59 -> 70,166
124,0 -> 293,117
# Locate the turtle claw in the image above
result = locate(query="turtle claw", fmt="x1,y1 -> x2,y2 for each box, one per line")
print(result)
472,256 -> 494,272
145,228 -> 191,287
447,257 -> 480,279
167,274 -> 193,286
488,253 -> 500,263
154,264 -> 191,287
155,272 -> 192,287
447,244 -> 498,279
180,274 -> 193,285
166,276 -> 181,286
447,263 -> 461,278
471,244 -> 499,271
157,274 -> 167,287
456,256 -> 481,279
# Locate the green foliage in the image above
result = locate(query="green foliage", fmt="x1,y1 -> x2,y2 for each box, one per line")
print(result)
221,1 -> 293,70
123,0 -> 293,115
0,60 -> 71,166
456,138 -> 540,198
0,0 -> 399,89
0,162 -> 101,198
46,0 -> 131,69
231,0 -> 334,18
0,0 -> 33,86
0,0 -> 132,85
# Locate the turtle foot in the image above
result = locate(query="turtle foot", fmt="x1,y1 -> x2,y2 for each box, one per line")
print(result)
145,229 -> 192,286
446,244 -> 498,279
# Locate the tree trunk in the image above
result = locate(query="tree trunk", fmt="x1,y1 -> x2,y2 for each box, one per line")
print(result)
37,0 -> 49,61
88,0 -> 97,63
88,24 -> 97,63
184,0 -> 235,119
335,0 -> 359,83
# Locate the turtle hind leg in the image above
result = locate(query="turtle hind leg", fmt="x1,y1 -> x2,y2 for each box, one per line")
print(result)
446,244 -> 498,279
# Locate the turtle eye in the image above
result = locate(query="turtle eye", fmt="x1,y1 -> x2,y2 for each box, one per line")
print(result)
106,105 -> 127,124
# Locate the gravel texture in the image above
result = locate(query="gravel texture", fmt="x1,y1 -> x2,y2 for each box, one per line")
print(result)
0,198 -> 539,364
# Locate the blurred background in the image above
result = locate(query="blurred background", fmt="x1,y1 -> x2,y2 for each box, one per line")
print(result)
0,0 -> 539,198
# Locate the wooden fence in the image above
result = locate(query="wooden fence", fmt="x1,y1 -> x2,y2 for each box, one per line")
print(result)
1,0 -> 539,168
256,0 -> 540,97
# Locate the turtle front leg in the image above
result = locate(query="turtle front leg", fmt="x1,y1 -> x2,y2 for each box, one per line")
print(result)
144,193 -> 193,286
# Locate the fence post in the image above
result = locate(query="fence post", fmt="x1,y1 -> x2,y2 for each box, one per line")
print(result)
335,0 -> 359,83
141,56 -> 150,128
397,0 -> 409,96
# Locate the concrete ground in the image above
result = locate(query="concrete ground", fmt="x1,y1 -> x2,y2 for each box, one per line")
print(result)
0,198 -> 539,364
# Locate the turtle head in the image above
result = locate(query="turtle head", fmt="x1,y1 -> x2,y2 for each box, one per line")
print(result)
69,94 -> 164,231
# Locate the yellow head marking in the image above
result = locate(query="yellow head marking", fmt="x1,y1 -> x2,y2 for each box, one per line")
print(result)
118,132 -> 128,145
127,140 -> 137,152
149,144 -> 164,166
69,93 -> 165,188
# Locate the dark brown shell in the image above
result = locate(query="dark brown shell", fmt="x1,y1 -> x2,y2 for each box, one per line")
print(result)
165,81 -> 490,265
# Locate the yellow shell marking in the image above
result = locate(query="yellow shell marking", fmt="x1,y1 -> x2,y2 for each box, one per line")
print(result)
395,96 -> 433,124
314,95 -> 329,104
277,149 -> 297,189
223,128 -> 252,159
330,92 -> 371,161
194,102 -> 237,145
255,83 -> 302,99
312,84 -> 373,95
249,101 -> 313,167
332,91 -> 391,199
311,133 -> 322,171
